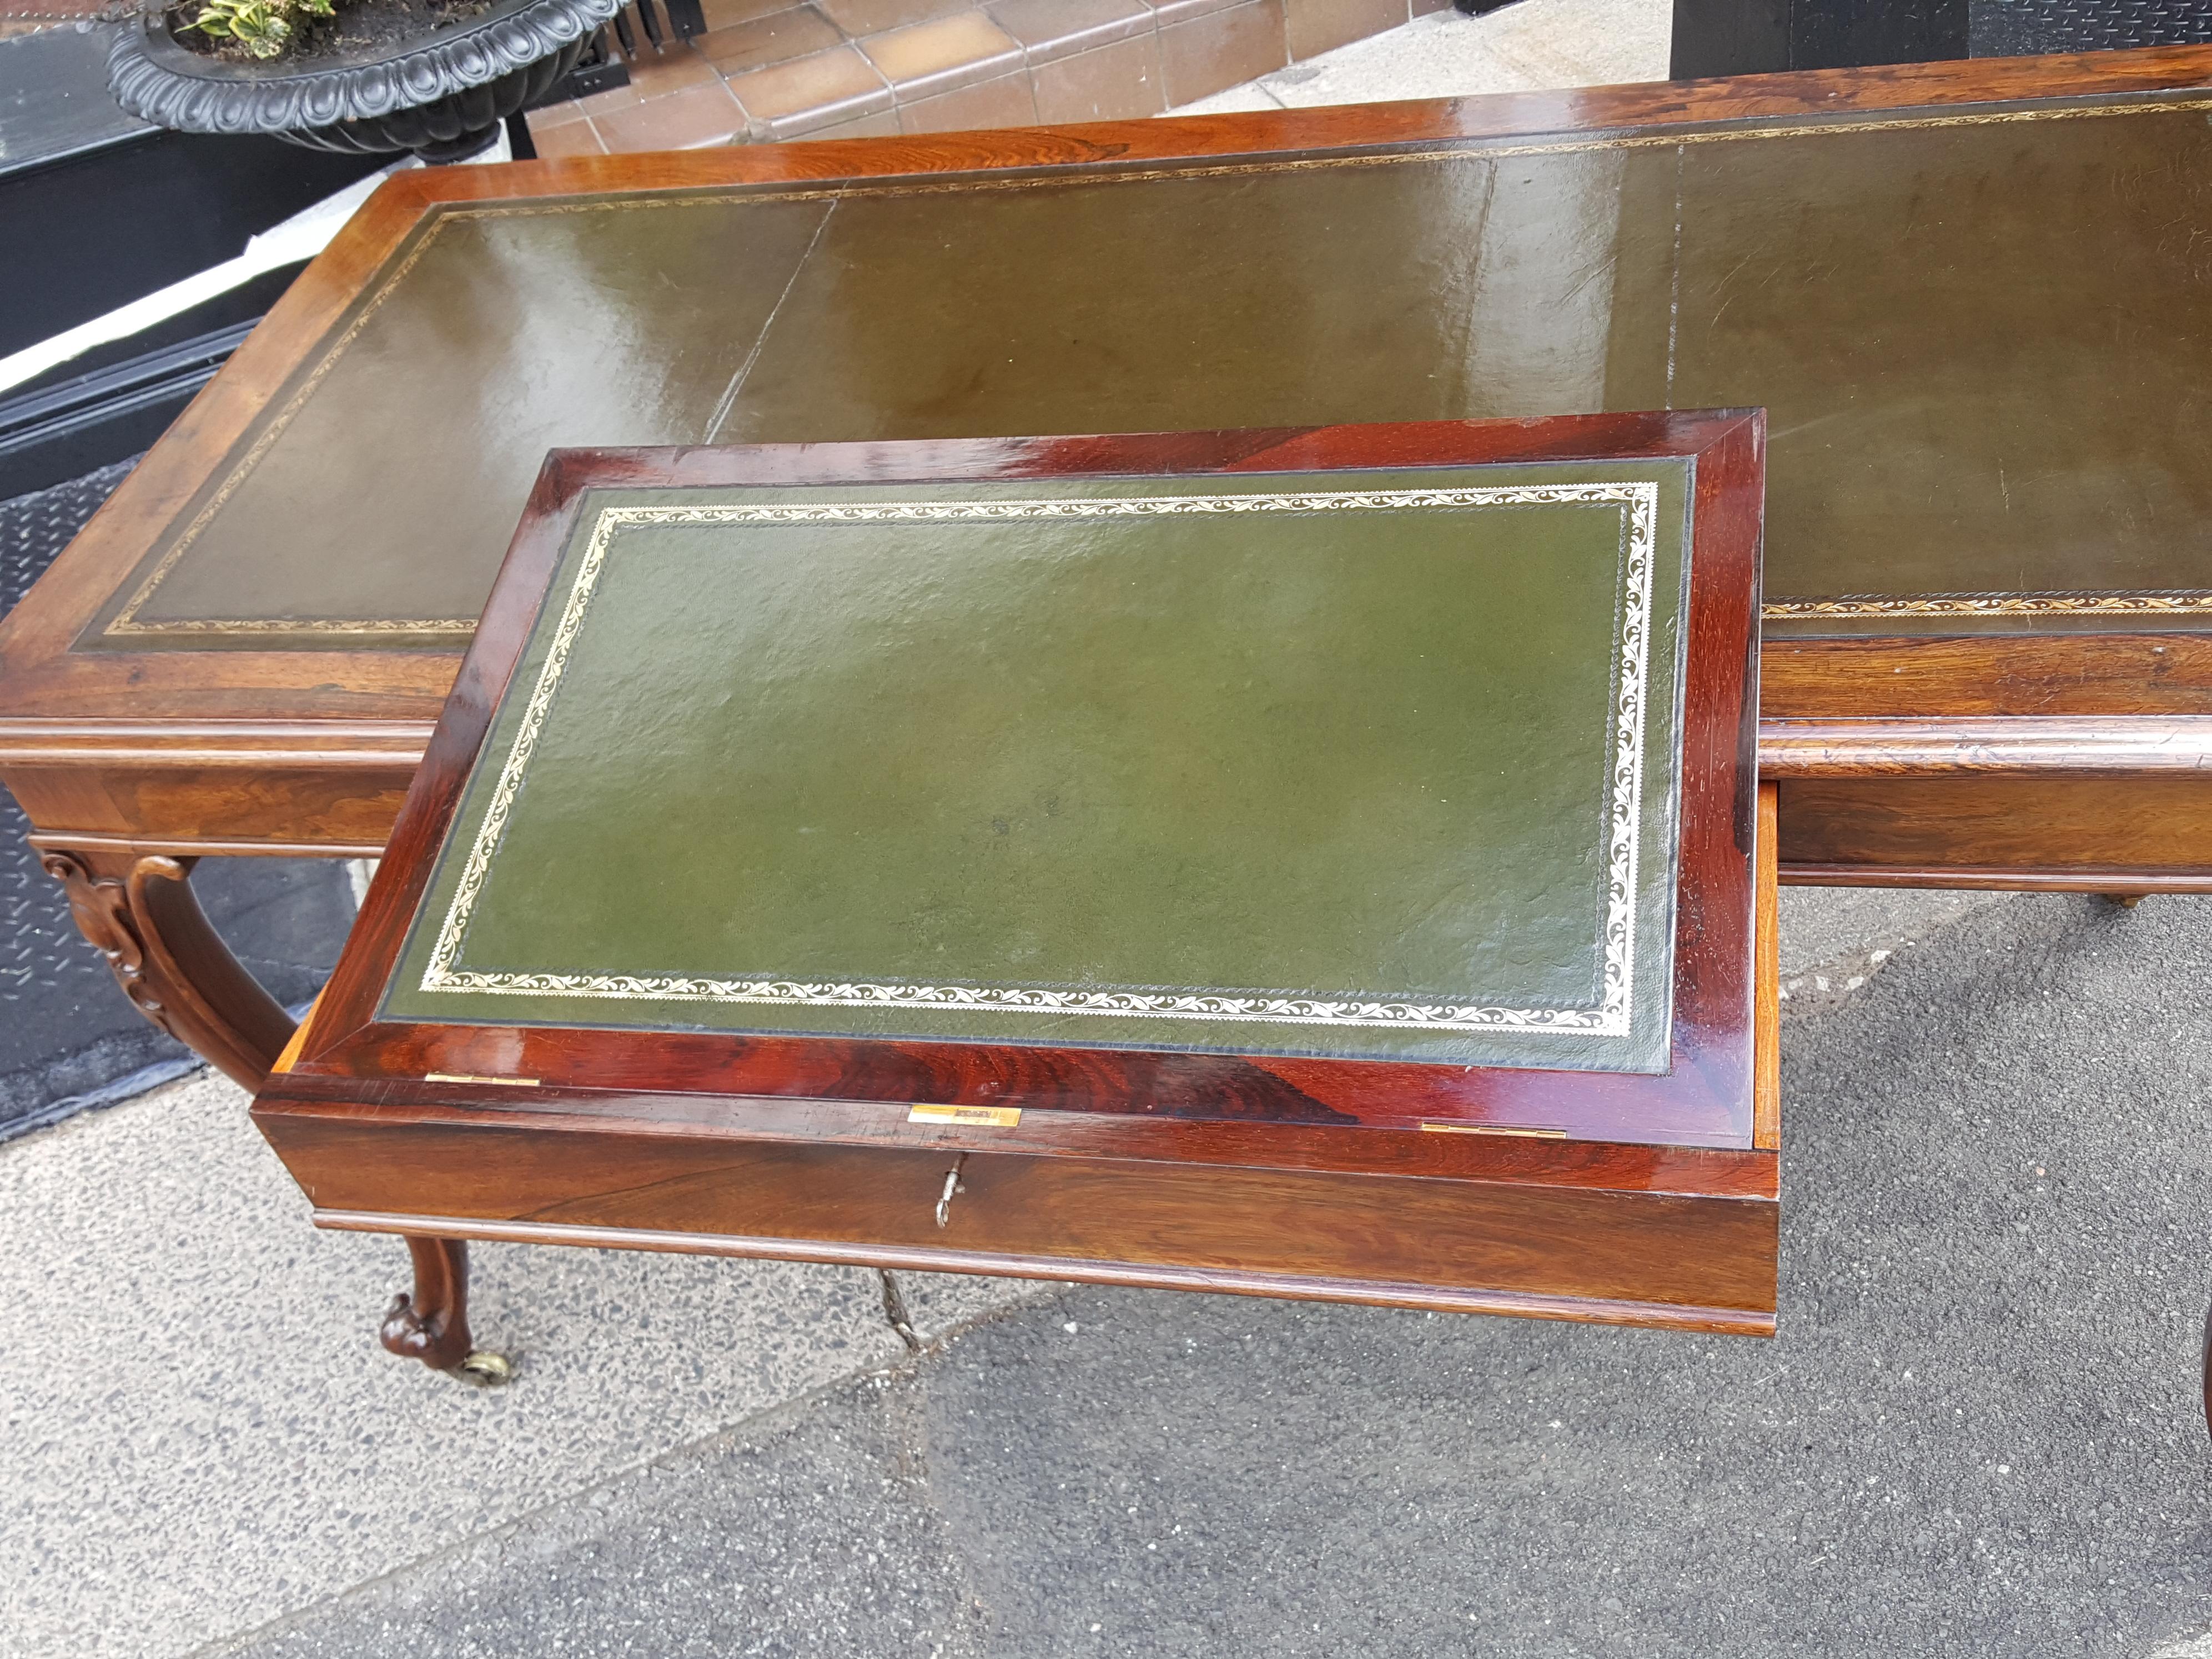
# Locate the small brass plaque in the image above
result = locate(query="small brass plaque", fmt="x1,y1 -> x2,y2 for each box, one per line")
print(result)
1420,1120 -> 1568,1139
425,1072 -> 541,1087
909,1103 -> 1022,1128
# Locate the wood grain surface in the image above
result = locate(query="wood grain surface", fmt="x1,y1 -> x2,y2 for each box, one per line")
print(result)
291,415 -> 1767,1148
3,48 -> 2210,884
249,413 -> 1778,1330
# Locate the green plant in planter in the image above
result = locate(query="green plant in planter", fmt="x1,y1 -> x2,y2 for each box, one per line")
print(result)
182,0 -> 338,59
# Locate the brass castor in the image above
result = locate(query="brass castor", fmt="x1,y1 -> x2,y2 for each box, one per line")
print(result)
454,1350 -> 515,1386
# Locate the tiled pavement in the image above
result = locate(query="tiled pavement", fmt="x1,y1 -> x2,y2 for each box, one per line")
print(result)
1173,0 -> 1668,110
525,0 -> 1462,155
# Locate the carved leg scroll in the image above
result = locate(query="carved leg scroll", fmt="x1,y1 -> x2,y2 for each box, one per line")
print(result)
37,847 -> 294,1090
381,1237 -> 474,1368
381,1239 -> 511,1381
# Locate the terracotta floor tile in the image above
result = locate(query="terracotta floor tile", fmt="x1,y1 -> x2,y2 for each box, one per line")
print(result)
726,42 -> 895,135
1150,0 -> 1254,22
1284,0 -> 1404,58
987,0 -> 1153,65
594,78 -> 748,149
528,118 -> 611,157
1158,0 -> 1284,104
698,0 -> 800,25
625,44 -> 725,99
858,9 -> 1021,96
574,79 -> 644,116
525,98 -> 592,130
894,66 -> 1036,132
699,4 -> 842,73
815,0 -> 971,36
791,108 -> 904,140
1032,32 -> 1165,122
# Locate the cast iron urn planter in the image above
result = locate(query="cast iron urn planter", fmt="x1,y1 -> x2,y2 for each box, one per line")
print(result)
108,0 -> 621,161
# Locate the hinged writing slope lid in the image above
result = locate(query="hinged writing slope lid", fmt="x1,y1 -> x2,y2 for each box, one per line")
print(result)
378,446 -> 1702,1075
266,420 -> 1770,1329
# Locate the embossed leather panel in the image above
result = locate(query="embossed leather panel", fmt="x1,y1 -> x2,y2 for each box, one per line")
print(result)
89,198 -> 837,645
379,461 -> 1695,1071
91,93 -> 2212,647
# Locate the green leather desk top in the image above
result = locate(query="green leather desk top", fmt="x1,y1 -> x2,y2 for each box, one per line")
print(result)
380,460 -> 1694,1072
89,88 -> 2212,652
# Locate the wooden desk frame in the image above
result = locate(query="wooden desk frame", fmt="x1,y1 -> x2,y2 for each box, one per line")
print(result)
0,49 -> 2204,1414
254,415 -> 1778,1362
4,49 -> 2211,1112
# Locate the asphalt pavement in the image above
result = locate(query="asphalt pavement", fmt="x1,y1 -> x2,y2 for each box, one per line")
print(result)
235,891 -> 2212,1657
6,886 -> 2193,1658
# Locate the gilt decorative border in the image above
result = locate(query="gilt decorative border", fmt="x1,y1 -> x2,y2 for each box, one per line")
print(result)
102,91 -> 2212,641
1764,588 -> 2212,619
415,481 -> 1661,1035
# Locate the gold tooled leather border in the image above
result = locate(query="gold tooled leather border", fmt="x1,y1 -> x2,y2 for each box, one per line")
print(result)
1763,589 -> 2212,618
410,482 -> 1661,1034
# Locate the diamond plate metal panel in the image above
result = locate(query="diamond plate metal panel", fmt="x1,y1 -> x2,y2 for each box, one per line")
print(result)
1973,0 -> 2212,56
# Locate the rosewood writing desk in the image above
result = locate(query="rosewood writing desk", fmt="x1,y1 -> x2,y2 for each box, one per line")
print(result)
4,49 -> 2212,1106
254,415 -> 1779,1359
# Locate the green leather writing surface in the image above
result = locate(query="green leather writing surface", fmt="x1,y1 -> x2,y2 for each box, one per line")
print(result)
88,93 -> 2212,649
381,461 -> 1693,1072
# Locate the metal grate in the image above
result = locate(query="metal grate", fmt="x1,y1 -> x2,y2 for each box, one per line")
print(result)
0,459 -> 134,616
0,459 -> 139,1021
0,460 -> 189,1133
1972,0 -> 2212,56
